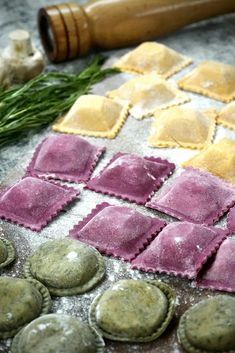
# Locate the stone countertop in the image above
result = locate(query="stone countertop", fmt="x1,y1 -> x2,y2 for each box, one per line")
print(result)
0,1 -> 235,353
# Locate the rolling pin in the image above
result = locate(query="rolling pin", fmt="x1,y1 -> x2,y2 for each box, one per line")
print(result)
38,0 -> 235,62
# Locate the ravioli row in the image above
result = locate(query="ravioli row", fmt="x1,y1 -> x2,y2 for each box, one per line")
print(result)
2,264 -> 235,353
3,278 -> 234,353
0,234 -> 176,346
47,42 -> 235,153
68,201 -> 235,293
51,89 -> 235,153
114,42 -> 235,102
1,135 -> 235,231
50,82 -> 235,150
49,41 -> 235,150
0,133 -> 175,230
1,191 -> 235,295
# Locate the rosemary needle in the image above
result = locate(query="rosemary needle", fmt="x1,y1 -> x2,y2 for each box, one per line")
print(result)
0,56 -> 119,147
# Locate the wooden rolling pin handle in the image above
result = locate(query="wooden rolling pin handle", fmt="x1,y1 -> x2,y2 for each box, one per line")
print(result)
38,0 -> 235,63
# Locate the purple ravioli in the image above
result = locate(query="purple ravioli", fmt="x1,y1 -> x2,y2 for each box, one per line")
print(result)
146,167 -> 235,225
227,205 -> 235,233
85,153 -> 175,204
132,222 -> 227,279
69,202 -> 166,261
26,134 -> 105,183
196,236 -> 235,292
0,177 -> 79,231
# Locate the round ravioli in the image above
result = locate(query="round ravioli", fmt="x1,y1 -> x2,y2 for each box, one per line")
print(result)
0,276 -> 51,339
0,238 -> 15,269
11,314 -> 105,353
178,295 -> 235,353
89,279 -> 175,342
24,239 -> 105,296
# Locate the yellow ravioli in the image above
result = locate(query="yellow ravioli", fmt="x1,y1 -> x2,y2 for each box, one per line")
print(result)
178,60 -> 235,103
217,102 -> 235,132
148,106 -> 216,150
182,138 -> 235,185
107,74 -> 190,120
114,42 -> 192,78
52,95 -> 129,139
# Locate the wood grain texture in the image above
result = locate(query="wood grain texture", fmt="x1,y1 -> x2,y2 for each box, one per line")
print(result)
56,4 -> 79,60
38,6 -> 69,62
39,0 -> 235,61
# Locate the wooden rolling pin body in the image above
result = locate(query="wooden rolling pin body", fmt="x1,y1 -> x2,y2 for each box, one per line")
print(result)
38,0 -> 235,62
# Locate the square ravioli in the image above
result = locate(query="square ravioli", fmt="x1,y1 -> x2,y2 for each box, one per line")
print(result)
69,202 -> 166,261
146,168 -> 235,225
217,102 -> 235,132
0,177 -> 79,231
114,42 -> 192,78
178,60 -> 235,103
52,94 -> 129,138
86,153 -> 175,204
148,106 -> 216,149
182,138 -> 235,185
227,205 -> 235,233
107,74 -> 189,119
132,222 -> 227,278
196,236 -> 235,292
26,134 -> 105,183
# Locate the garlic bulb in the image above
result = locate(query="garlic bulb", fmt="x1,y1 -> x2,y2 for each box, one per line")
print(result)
2,30 -> 44,84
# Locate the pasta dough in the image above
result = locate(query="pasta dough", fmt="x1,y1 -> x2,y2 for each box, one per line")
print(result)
0,177 -> 79,231
52,95 -> 129,138
0,277 -> 51,339
178,60 -> 235,103
148,106 -> 216,149
11,314 -> 105,353
89,279 -> 175,342
146,168 -> 235,225
182,138 -> 235,185
69,202 -> 166,261
216,102 -> 235,131
132,222 -> 227,279
197,237 -> 235,293
86,153 -> 175,205
24,239 -> 105,296
178,296 -> 235,353
0,238 -> 15,269
107,74 -> 189,119
114,42 -> 192,78
26,134 -> 105,183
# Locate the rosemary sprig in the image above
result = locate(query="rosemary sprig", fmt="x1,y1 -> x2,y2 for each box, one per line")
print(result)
0,56 -> 119,147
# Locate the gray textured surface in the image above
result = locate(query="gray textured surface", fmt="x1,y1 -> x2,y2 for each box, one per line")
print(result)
0,1 -> 235,353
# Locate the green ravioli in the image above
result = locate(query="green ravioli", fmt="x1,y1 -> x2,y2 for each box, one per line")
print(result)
11,314 -> 105,353
0,238 -> 15,269
89,279 -> 175,342
24,239 -> 105,296
0,277 -> 51,339
178,295 -> 235,353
